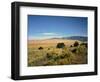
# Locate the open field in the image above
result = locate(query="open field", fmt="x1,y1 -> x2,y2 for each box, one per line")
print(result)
28,39 -> 88,66
28,39 -> 81,48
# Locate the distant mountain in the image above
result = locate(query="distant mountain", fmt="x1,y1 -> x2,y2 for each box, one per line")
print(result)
50,36 -> 87,42
62,36 -> 87,41
50,38 -> 61,39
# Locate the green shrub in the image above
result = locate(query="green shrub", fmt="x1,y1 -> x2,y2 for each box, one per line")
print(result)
38,47 -> 43,50
80,42 -> 87,47
56,43 -> 65,48
71,48 -> 77,53
46,53 -> 52,59
76,45 -> 87,55
74,41 -> 79,47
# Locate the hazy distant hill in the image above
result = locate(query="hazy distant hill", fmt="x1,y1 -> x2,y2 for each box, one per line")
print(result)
51,36 -> 87,42
62,36 -> 87,41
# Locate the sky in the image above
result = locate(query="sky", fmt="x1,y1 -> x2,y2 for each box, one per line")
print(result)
28,15 -> 87,40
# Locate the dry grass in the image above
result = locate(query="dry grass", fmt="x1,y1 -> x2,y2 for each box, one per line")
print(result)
28,39 -> 81,48
28,39 -> 87,66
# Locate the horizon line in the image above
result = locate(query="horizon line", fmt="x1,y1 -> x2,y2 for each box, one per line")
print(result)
28,35 -> 88,40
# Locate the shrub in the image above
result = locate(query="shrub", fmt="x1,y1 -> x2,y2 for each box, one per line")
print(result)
57,59 -> 69,65
38,47 -> 43,50
71,48 -> 77,53
46,60 -> 55,65
48,48 -> 50,50
56,43 -> 65,48
74,41 -> 79,47
53,56 -> 60,61
80,42 -> 87,47
60,55 -> 65,59
46,53 -> 52,59
76,46 -> 87,55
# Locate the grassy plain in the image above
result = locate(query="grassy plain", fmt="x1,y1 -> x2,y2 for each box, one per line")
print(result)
28,39 -> 87,66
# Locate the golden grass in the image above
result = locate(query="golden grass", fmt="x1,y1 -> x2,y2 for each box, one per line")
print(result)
28,39 -> 87,66
28,39 -> 81,48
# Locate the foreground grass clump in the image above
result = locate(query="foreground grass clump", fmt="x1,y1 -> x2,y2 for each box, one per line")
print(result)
28,41 -> 88,66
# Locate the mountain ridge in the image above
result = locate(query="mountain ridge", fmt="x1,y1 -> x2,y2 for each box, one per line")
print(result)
51,36 -> 87,41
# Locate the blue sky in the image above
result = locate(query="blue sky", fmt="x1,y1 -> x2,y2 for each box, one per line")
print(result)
28,15 -> 87,40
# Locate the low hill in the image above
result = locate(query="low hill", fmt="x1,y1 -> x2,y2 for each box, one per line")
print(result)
49,36 -> 87,42
63,36 -> 87,41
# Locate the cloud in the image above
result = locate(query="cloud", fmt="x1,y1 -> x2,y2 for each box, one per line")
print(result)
42,32 -> 58,36
28,32 -> 63,40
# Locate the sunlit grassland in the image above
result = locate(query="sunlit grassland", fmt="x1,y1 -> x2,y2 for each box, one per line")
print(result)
28,39 -> 87,66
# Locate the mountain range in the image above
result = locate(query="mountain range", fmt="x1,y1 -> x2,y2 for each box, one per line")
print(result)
51,36 -> 87,42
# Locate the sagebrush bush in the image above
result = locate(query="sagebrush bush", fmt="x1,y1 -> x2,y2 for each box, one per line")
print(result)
71,48 -> 77,53
38,47 -> 43,50
76,45 -> 87,55
74,41 -> 79,47
80,42 -> 87,47
46,53 -> 53,59
57,59 -> 69,65
56,43 -> 65,48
